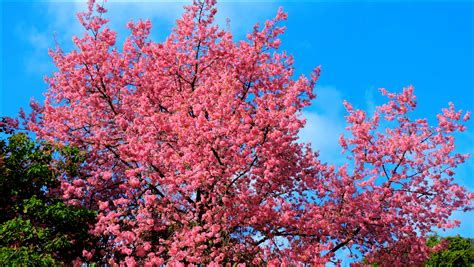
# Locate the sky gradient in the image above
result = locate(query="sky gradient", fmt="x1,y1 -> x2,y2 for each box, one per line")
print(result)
1,0 -> 473,243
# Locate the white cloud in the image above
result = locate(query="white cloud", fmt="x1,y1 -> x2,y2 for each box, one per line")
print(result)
214,2 -> 279,37
15,0 -> 283,81
18,26 -> 53,75
299,86 -> 346,163
364,87 -> 377,115
35,1 -> 280,50
15,2 -> 86,76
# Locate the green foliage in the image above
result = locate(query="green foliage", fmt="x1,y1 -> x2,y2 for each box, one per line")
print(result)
426,234 -> 474,267
0,129 -> 96,266
0,246 -> 57,267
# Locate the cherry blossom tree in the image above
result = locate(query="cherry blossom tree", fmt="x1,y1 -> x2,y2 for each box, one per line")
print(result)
26,0 -> 473,265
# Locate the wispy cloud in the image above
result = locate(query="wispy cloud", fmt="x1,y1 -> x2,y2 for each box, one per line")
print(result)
15,2 -> 86,76
299,86 -> 346,163
17,26 -> 52,75
364,86 -> 377,115
35,1 -> 280,52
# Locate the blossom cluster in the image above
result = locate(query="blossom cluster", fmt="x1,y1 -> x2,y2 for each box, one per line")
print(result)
27,0 -> 472,265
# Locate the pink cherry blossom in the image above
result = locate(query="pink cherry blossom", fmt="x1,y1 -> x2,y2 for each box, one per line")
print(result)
26,0 -> 473,265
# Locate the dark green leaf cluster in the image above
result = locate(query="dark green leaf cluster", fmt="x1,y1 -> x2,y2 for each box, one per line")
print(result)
0,130 -> 96,266
426,234 -> 474,267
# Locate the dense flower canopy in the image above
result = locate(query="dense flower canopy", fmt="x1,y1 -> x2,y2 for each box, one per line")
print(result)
25,0 -> 473,265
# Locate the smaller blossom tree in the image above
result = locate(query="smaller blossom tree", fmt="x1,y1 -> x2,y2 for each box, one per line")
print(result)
25,0 -> 473,265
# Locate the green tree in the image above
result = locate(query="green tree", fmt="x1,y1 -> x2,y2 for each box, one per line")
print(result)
426,234 -> 474,267
0,124 -> 96,266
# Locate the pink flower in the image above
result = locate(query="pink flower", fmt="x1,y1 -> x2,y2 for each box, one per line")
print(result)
82,250 -> 92,260
124,256 -> 136,267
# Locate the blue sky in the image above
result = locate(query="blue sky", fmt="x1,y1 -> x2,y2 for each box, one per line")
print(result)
1,0 -> 473,241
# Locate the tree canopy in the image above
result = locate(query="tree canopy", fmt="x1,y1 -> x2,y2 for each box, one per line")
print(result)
12,0 -> 474,265
0,124 -> 96,266
426,234 -> 474,267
